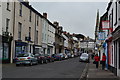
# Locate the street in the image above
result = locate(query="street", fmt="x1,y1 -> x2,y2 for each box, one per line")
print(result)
2,57 -> 86,79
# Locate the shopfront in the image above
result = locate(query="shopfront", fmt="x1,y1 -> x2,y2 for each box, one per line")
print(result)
42,43 -> 47,54
2,35 -> 12,63
15,41 -> 28,57
47,45 -> 53,55
33,45 -> 42,55
112,27 -> 120,77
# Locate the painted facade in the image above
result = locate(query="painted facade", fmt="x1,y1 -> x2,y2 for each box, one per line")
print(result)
1,1 -> 14,63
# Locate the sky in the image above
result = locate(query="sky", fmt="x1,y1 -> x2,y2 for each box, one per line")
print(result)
29,2 -> 108,39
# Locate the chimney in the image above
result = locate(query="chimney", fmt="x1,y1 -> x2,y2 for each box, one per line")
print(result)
43,13 -> 47,19
53,21 -> 59,27
23,0 -> 29,5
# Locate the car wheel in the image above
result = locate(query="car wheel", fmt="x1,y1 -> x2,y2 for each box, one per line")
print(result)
41,60 -> 44,64
16,64 -> 20,67
52,59 -> 54,62
45,60 -> 48,64
36,61 -> 38,65
24,64 -> 26,66
29,61 -> 33,66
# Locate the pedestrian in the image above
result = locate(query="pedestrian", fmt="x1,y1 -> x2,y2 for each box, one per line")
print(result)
91,53 -> 95,60
101,53 -> 106,70
94,54 -> 100,68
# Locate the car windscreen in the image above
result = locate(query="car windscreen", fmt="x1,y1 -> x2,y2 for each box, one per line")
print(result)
40,54 -> 45,56
17,54 -> 29,57
81,54 -> 88,57
34,54 -> 39,56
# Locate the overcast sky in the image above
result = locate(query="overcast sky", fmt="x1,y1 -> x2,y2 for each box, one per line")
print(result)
29,2 -> 108,39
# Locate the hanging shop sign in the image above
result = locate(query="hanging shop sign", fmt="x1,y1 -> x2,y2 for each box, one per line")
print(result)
102,20 -> 109,30
98,32 -> 105,40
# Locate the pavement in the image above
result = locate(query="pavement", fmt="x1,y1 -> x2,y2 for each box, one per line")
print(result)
85,59 -> 120,80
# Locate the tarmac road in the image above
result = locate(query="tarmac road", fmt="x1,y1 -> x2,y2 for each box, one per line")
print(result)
2,57 -> 86,80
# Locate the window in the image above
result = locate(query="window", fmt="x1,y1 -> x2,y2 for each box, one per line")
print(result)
118,40 -> 120,69
114,2 -> 117,26
29,27 -> 31,37
18,22 -> 22,40
36,31 -> 38,44
37,15 -> 39,26
42,33 -> 44,41
6,18 -> 10,32
29,10 -> 32,22
6,0 -> 10,11
112,9 -> 113,29
19,3 -> 22,16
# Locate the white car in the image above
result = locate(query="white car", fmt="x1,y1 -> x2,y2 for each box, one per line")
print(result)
15,53 -> 38,66
79,53 -> 89,63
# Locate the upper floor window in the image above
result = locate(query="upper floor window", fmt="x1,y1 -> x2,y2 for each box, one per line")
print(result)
29,10 -> 32,22
29,27 -> 31,37
6,0 -> 10,11
19,3 -> 22,16
37,15 -> 39,26
36,31 -> 38,44
114,2 -> 117,26
6,18 -> 10,32
18,22 -> 22,40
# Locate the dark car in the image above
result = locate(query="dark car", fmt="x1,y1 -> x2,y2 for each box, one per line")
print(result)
45,54 -> 54,62
52,54 -> 62,61
34,54 -> 47,64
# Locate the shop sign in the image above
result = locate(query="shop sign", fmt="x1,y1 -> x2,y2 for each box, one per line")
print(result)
98,32 -> 105,40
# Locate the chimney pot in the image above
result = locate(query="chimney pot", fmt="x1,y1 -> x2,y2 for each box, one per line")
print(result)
53,21 -> 59,27
43,13 -> 47,19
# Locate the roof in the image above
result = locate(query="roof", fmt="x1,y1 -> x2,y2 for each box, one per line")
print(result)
18,0 -> 56,28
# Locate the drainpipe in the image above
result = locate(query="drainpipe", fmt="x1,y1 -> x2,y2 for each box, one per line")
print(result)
34,14 -> 36,54
10,2 -> 15,63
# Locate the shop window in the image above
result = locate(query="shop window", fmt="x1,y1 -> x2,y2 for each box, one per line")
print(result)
3,43 -> 9,60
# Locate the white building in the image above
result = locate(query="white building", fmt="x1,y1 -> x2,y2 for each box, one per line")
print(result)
42,13 -> 55,55
0,1 -> 14,63
47,21 -> 55,55
41,13 -> 48,54
62,32 -> 69,54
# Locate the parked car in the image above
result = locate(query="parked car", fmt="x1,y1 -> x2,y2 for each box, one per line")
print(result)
66,53 -> 72,58
34,54 -> 48,64
45,54 -> 54,62
52,54 -> 62,61
71,54 -> 75,58
79,53 -> 89,63
59,53 -> 65,60
15,53 -> 38,66
63,53 -> 68,59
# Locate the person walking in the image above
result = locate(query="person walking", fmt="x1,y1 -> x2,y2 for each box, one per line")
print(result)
94,54 -> 100,68
101,53 -> 106,70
